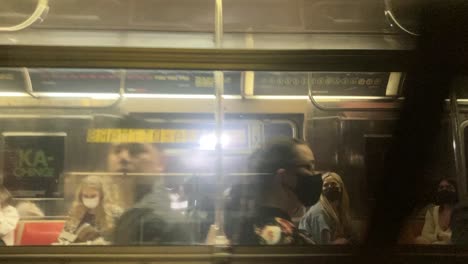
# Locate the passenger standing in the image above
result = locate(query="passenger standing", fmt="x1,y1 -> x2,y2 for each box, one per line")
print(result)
107,141 -> 165,203
111,116 -> 192,245
225,138 -> 323,245
415,178 -> 458,244
0,185 -> 19,246
299,172 -> 353,244
58,176 -> 122,244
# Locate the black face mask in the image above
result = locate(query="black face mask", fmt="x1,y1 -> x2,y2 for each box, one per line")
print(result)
436,190 -> 458,205
323,187 -> 341,202
294,173 -> 323,207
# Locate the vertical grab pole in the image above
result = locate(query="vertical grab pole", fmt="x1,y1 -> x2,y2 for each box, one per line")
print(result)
211,0 -> 229,246
213,71 -> 226,244
450,89 -> 466,198
215,0 -> 223,48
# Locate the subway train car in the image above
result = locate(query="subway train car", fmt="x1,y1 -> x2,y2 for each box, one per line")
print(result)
0,0 -> 467,263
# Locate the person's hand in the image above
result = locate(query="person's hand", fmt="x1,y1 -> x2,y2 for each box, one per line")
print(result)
332,237 -> 350,245
437,232 -> 451,242
76,226 -> 101,242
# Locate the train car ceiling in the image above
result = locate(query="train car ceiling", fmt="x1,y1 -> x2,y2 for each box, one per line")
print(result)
0,0 -> 417,49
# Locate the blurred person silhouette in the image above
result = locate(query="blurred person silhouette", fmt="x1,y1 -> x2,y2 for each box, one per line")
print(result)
16,201 -> 44,218
0,185 -> 19,246
224,138 -> 322,245
111,116 -> 192,245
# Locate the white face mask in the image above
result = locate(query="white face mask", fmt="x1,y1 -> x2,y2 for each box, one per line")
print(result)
82,197 -> 100,209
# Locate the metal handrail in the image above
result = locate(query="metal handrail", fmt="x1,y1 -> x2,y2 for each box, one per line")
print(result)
451,90 -> 467,198
0,0 -> 49,32
384,0 -> 420,36
307,72 -> 403,112
307,90 -> 401,112
0,69 -> 124,110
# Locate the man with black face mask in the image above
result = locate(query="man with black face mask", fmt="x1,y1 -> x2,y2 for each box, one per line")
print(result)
224,138 -> 323,245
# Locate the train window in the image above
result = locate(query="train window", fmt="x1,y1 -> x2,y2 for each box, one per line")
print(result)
2,1 -> 468,263
0,67 -> 408,248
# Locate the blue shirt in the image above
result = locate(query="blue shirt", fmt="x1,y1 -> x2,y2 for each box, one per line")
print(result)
299,202 -> 335,244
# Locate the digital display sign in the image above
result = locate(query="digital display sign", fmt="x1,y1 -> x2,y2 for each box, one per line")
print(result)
254,72 -> 390,96
125,70 -> 241,95
29,69 -> 121,93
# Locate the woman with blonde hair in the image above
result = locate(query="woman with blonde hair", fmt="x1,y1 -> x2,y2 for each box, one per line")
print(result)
58,176 -> 122,244
0,185 -> 19,246
299,172 -> 353,244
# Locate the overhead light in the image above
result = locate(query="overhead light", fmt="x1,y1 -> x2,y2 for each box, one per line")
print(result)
35,92 -> 120,99
124,94 -> 241,99
245,95 -> 399,100
245,95 -> 308,100
124,94 -> 215,99
0,92 -> 29,97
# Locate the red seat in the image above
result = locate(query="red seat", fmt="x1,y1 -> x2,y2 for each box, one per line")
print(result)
15,220 -> 65,245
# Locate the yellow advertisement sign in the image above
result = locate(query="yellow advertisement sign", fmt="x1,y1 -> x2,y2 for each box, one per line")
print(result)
87,129 -> 201,143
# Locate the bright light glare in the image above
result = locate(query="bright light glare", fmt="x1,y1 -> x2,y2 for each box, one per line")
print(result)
124,94 -> 215,99
170,200 -> 188,210
0,92 -> 29,97
36,92 -> 120,99
199,133 -> 230,150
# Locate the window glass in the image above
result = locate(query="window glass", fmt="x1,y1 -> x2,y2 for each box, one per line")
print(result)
0,67 -> 409,247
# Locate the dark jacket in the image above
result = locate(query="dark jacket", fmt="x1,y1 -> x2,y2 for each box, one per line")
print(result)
113,184 -> 193,245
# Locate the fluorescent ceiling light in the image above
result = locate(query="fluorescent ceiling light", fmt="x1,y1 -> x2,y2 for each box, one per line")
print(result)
124,94 -> 215,99
0,92 -> 29,97
35,92 -> 120,99
246,95 -> 399,100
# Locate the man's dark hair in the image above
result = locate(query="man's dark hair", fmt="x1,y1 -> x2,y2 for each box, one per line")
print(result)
224,138 -> 309,243
249,137 -> 307,174
115,115 -> 150,129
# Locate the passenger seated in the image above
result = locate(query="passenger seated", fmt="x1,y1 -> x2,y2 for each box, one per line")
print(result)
0,186 -> 19,246
58,176 -> 122,244
299,172 -> 354,244
16,201 -> 45,218
415,178 -> 458,245
224,138 -> 322,245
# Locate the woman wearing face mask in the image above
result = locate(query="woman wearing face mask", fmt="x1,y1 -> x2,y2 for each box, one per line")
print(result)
415,178 -> 458,245
299,172 -> 353,244
58,176 -> 122,244
224,138 -> 323,245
